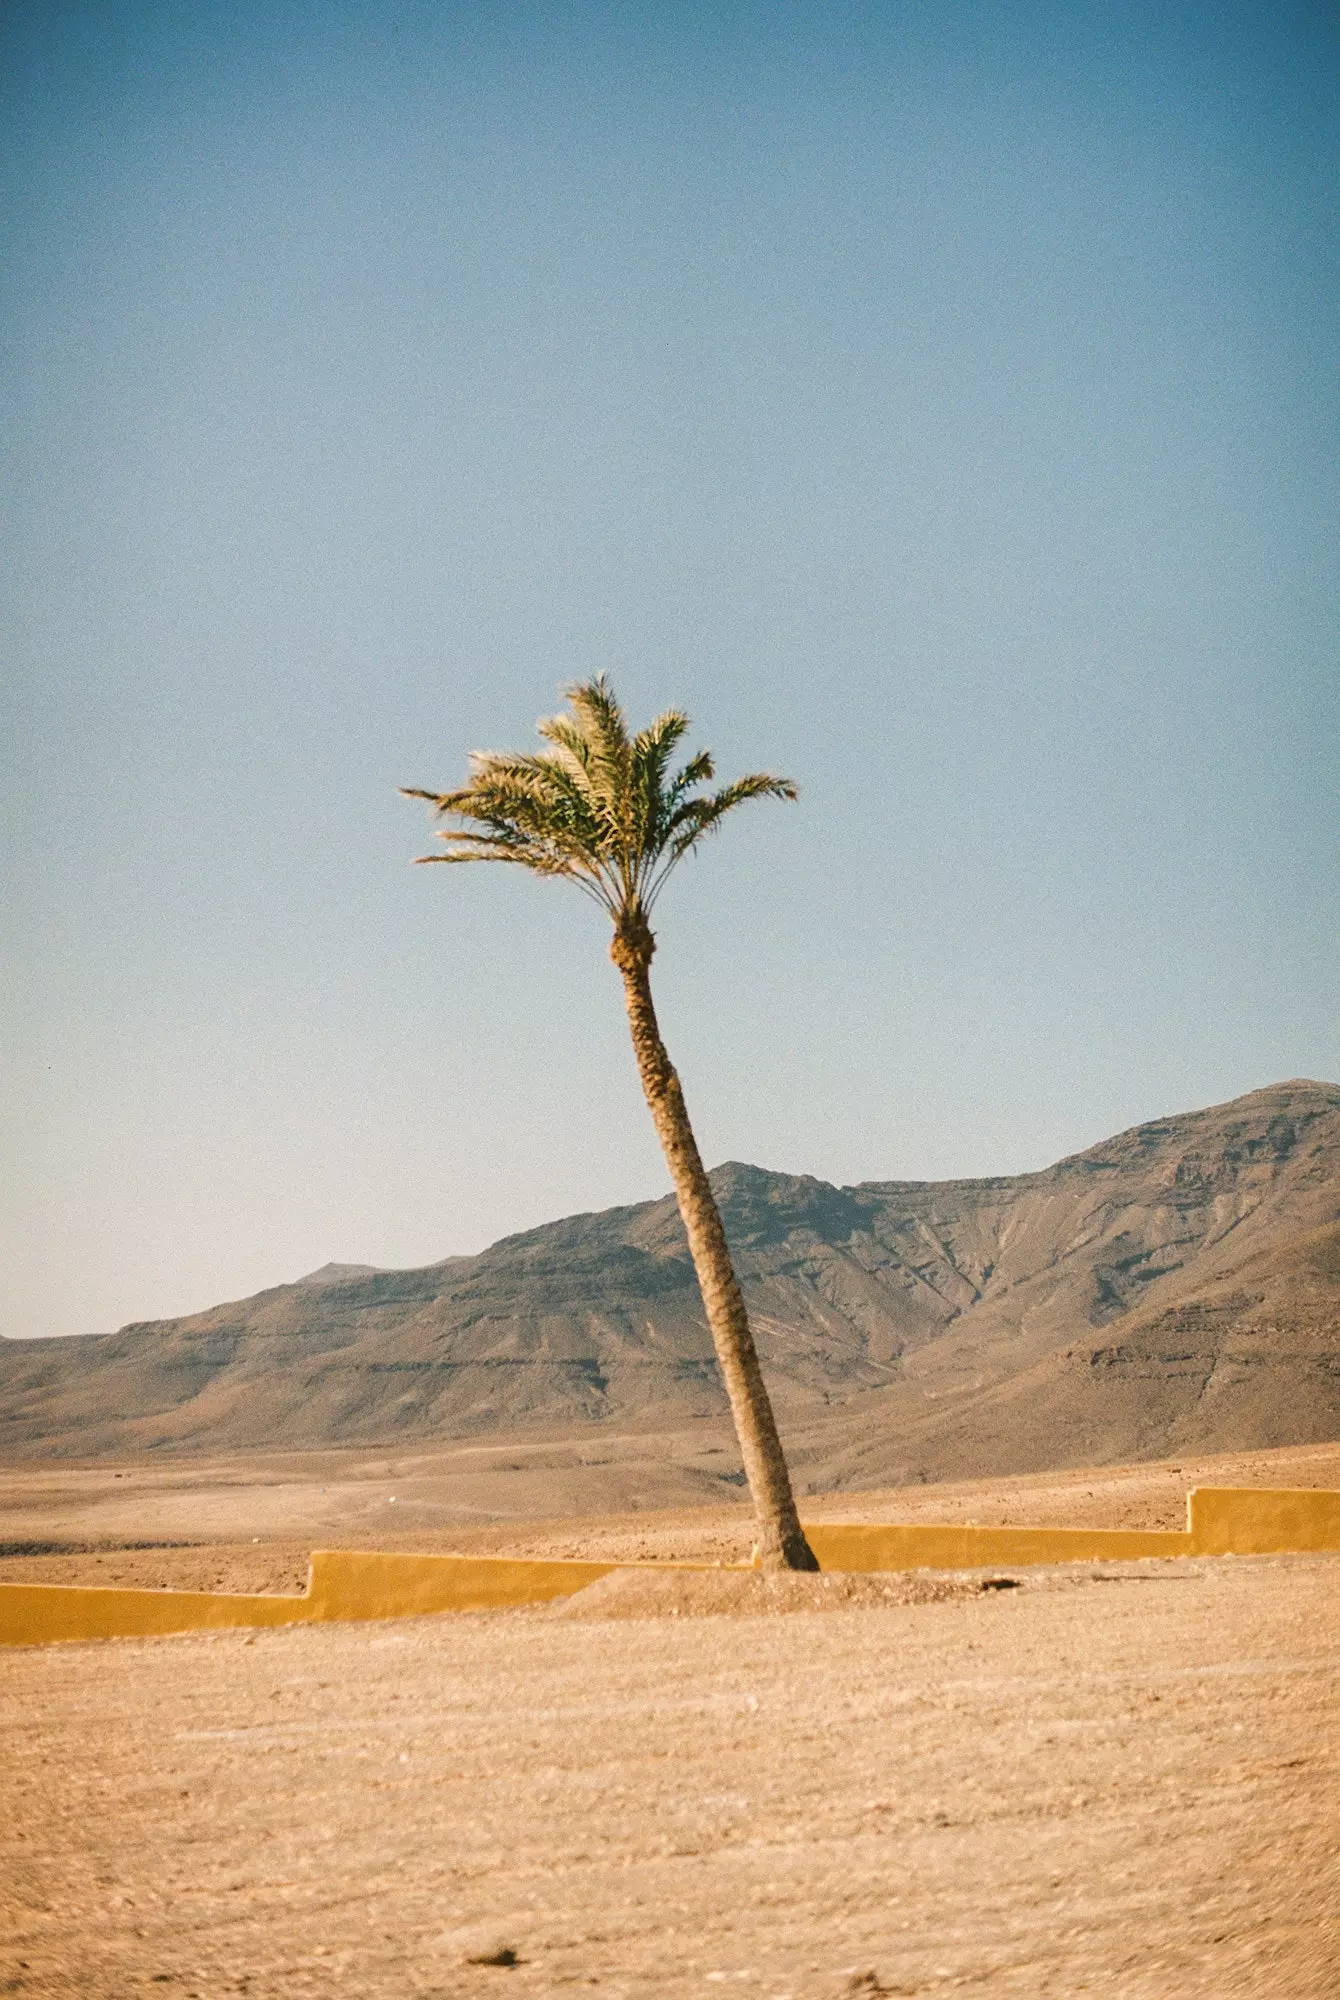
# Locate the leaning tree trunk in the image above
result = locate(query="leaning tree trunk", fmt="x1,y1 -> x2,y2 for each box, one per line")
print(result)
611,913 -> 818,1572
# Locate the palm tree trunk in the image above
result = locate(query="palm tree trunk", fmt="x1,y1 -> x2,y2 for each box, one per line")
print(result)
611,917 -> 818,1572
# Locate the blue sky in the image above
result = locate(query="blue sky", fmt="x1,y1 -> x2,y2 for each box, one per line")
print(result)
4,2 -> 1337,1339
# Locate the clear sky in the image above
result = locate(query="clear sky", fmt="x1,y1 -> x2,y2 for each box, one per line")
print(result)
4,1 -> 1337,1341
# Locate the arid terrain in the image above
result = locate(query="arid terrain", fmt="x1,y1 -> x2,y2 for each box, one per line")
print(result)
0,1437 -> 1337,1594
4,1080 -> 1339,1995
4,1081 -> 1339,1482
3,1443 -> 1339,1997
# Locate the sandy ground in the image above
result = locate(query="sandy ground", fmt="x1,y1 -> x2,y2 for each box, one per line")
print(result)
4,1441 -> 1339,1996
2,1438 -> 1338,1595
1,1550 -> 1337,1999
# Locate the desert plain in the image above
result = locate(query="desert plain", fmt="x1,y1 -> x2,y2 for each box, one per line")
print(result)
2,1437 -> 1338,2000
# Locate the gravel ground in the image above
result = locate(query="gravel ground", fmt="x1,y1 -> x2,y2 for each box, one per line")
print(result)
3,1553 -> 1337,1999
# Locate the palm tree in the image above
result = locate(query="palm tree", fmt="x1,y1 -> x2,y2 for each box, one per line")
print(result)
403,676 -> 819,1571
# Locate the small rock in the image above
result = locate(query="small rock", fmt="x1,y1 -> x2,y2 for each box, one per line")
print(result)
441,1926 -> 520,1968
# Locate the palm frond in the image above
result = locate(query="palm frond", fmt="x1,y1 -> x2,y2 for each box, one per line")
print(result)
532,719 -> 602,808
564,674 -> 631,767
402,680 -> 795,925
562,677 -> 637,859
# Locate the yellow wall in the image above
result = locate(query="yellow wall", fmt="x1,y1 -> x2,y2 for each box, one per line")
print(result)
802,1521 -> 1193,1571
0,1578 -> 310,1648
304,1549 -> 623,1619
1189,1485 -> 1340,1556
2,1485 -> 1336,1648
0,1551 -> 629,1648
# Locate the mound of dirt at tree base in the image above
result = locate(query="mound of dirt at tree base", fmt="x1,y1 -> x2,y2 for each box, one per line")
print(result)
549,1565 -> 993,1618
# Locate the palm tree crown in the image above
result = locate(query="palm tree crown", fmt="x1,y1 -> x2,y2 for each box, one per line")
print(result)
402,675 -> 796,936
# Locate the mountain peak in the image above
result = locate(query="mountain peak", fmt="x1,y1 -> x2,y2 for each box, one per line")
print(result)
295,1262 -> 381,1287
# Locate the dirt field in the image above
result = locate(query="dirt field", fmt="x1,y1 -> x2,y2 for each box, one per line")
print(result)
3,1441 -> 1339,1998
2,1437 -> 1338,1595
3,1556 -> 1338,1998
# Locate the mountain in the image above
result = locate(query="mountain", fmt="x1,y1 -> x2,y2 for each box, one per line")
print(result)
2,1080 -> 1338,1480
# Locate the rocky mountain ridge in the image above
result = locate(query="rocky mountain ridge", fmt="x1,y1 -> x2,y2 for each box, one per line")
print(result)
3,1079 -> 1337,1479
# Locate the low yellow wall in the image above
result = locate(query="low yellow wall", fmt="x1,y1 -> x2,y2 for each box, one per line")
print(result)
304,1549 -> 623,1619
2,1485 -> 1336,1648
0,1551 -> 629,1649
802,1522 -> 1193,1571
1189,1485 -> 1340,1556
0,1579 -> 310,1649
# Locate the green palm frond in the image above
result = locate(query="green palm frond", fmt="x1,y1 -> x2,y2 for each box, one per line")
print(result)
402,674 -> 795,922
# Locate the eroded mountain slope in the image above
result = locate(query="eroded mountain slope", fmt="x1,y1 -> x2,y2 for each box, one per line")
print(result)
2,1079 -> 1336,1470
